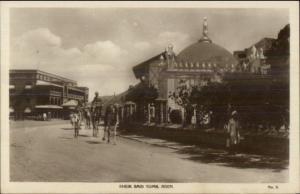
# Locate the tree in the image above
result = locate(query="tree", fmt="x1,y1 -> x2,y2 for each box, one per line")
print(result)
125,82 -> 158,123
125,82 -> 158,103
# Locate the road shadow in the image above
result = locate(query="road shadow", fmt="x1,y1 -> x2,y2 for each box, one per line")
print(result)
59,136 -> 74,140
61,128 -> 73,130
86,140 -> 103,144
176,146 -> 288,170
78,134 -> 89,137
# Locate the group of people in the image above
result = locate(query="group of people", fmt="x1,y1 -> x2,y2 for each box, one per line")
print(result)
69,92 -> 121,145
38,112 -> 51,121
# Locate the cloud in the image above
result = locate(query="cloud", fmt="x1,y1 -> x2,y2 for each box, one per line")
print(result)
133,41 -> 151,51
83,41 -> 127,65
14,28 -> 61,50
10,28 -> 190,99
127,31 -> 191,64
10,28 -> 132,98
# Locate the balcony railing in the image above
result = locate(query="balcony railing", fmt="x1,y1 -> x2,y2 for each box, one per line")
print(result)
67,94 -> 84,100
49,90 -> 62,96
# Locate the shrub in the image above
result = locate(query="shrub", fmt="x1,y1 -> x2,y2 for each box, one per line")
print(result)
169,109 -> 182,124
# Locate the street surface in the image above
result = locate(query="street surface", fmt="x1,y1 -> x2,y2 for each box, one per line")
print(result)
10,120 -> 288,182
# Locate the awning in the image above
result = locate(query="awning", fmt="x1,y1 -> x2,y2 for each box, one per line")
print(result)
155,98 -> 167,101
124,101 -> 136,105
36,80 -> 63,88
35,105 -> 63,109
61,100 -> 78,107
25,85 -> 32,89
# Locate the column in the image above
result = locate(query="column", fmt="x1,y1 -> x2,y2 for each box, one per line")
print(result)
181,106 -> 185,125
121,106 -> 124,123
163,102 -> 167,123
147,103 -> 151,124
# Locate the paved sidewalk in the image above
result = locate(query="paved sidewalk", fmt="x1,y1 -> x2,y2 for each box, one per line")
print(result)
119,133 -> 289,171
119,134 -> 196,150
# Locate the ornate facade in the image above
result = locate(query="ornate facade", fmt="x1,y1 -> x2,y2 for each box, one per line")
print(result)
132,18 -> 239,123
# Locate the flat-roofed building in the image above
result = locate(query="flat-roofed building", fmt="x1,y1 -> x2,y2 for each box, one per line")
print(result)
9,69 -> 89,120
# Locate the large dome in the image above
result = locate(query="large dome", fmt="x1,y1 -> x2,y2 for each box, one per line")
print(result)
177,41 -> 237,66
176,17 -> 237,68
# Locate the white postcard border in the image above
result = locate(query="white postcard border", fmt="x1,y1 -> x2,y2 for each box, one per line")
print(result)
1,1 -> 299,193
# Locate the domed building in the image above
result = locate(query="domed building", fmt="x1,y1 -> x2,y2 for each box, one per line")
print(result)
132,17 -> 238,123
177,17 -> 237,68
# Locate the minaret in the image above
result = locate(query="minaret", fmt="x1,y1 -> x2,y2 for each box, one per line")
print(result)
199,17 -> 212,43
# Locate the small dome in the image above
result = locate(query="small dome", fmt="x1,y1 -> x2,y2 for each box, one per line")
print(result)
177,41 -> 237,67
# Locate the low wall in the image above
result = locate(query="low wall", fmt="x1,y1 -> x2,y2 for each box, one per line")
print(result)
240,134 -> 289,157
120,123 -> 289,157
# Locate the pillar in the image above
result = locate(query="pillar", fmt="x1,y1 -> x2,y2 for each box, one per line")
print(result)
160,102 -> 163,123
148,103 -> 151,124
181,106 -> 185,125
121,106 -> 124,123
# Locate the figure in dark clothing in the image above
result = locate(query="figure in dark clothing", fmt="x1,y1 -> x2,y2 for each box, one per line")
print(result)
91,92 -> 102,137
185,103 -> 194,125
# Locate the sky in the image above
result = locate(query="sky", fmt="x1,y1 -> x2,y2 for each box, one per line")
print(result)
10,8 -> 289,100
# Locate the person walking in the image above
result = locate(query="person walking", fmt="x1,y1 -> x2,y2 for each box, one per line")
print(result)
85,109 -> 91,129
71,110 -> 80,137
91,92 -> 102,137
70,112 -> 74,127
112,104 -> 120,145
103,104 -> 118,144
42,112 -> 47,121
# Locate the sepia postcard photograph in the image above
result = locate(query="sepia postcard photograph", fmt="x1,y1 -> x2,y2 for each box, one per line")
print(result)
1,1 -> 299,193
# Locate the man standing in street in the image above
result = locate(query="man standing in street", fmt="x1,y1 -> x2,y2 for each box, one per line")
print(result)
112,103 -> 120,145
103,104 -> 118,145
226,110 -> 240,150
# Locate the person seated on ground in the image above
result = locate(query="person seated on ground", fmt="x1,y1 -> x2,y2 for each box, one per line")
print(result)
278,124 -> 287,133
278,124 -> 289,138
267,125 -> 278,136
260,125 -> 272,135
257,124 -> 264,134
202,111 -> 212,129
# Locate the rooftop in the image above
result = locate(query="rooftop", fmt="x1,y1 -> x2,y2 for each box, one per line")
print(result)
9,69 -> 77,84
